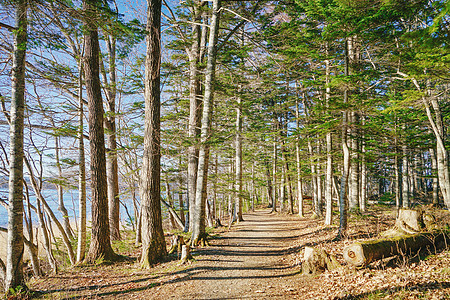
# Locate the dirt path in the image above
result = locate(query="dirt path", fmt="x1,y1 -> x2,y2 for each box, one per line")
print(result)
32,207 -> 450,299
150,209 -> 304,299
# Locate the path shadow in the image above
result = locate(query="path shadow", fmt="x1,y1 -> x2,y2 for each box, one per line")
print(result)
335,281 -> 450,299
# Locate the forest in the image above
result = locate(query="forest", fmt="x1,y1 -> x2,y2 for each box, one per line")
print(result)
0,0 -> 449,298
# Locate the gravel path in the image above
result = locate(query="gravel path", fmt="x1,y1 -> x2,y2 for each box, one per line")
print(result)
151,209 -> 304,299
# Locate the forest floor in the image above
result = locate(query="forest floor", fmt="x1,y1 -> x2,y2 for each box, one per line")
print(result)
30,205 -> 450,299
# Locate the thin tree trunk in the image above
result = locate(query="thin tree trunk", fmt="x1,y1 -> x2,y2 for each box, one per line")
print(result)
395,134 -> 402,208
165,176 -> 177,229
5,0 -> 27,291
324,49 -> 333,225
22,184 -> 41,276
265,162 -> 274,209
402,143 -> 410,208
191,0 -> 220,246
409,76 -> 450,207
24,157 -> 75,265
54,136 -> 73,240
338,38 -> 350,239
36,195 -> 58,273
140,0 -> 167,266
103,34 -> 121,241
295,96 -> 304,217
349,112 -> 359,211
76,64 -> 87,263
251,162 -> 256,211
272,139 -> 278,212
235,95 -> 243,221
430,148 -> 439,205
360,121 -> 367,212
178,157 -> 185,225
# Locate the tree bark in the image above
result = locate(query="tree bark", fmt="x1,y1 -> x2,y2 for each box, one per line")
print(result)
402,143 -> 410,208
187,1 -> 202,232
360,123 -> 367,212
235,95 -> 243,221
324,50 -> 333,225
140,0 -> 167,266
344,232 -> 449,267
191,0 -> 220,246
295,95 -> 304,217
76,63 -> 87,263
83,0 -> 117,263
349,112 -> 359,211
338,38 -> 350,239
5,0 -> 27,292
430,148 -> 439,205
104,34 -> 121,241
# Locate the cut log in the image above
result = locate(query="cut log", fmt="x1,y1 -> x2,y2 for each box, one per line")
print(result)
302,246 -> 341,275
343,231 -> 449,267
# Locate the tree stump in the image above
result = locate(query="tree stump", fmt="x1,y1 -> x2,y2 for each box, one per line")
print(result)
168,235 -> 185,255
179,245 -> 192,264
396,208 -> 424,234
302,246 -> 341,275
214,218 -> 223,228
381,209 -> 437,238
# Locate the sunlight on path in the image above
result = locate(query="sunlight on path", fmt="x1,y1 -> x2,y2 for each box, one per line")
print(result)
150,209 -> 304,299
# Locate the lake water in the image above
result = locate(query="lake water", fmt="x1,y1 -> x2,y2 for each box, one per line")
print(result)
0,188 -> 92,228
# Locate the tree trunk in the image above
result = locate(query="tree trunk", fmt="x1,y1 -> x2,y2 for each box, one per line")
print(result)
393,130 -> 401,207
349,112 -> 359,211
251,162 -> 256,211
165,176 -> 176,229
410,77 -> 450,207
402,144 -> 410,208
430,148 -> 439,205
104,34 -> 121,241
191,0 -> 220,246
324,50 -> 333,224
272,139 -> 277,213
235,95 -> 243,221
295,96 -> 304,217
338,38 -> 350,239
187,1 -> 202,232
5,0 -> 27,292
178,157 -> 186,225
316,140 -> 322,215
24,157 -> 75,265
265,162 -> 274,209
428,97 -> 450,207
83,0 -> 117,263
360,124 -> 367,212
35,186 -> 58,273
76,64 -> 87,263
54,136 -> 73,240
140,0 -> 167,266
